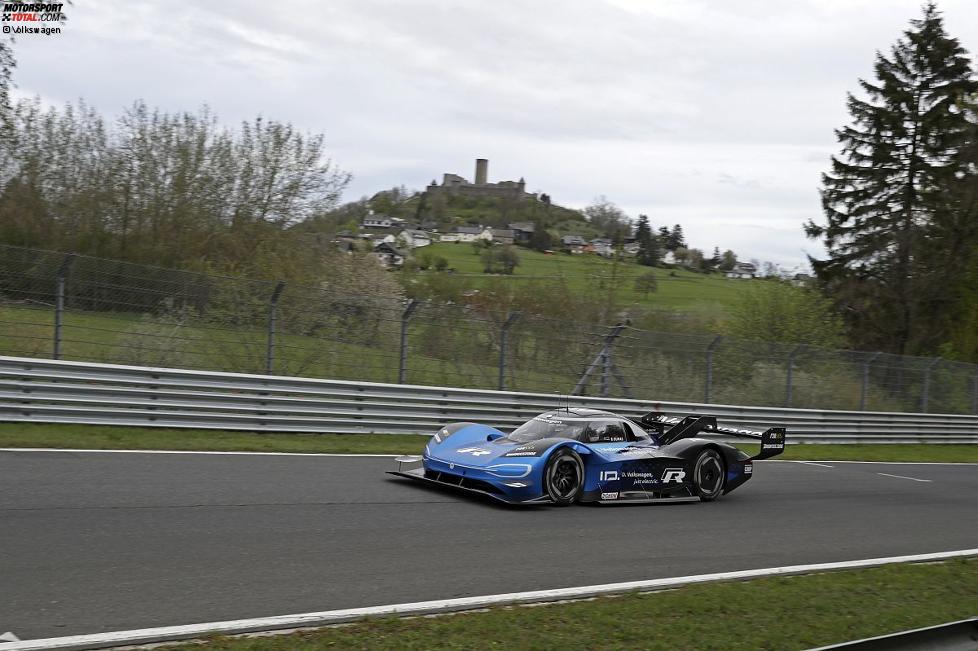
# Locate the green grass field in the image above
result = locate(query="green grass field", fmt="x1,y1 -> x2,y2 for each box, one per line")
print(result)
0,304 -> 571,393
423,242 -> 750,313
154,558 -> 978,651
3,423 -> 977,461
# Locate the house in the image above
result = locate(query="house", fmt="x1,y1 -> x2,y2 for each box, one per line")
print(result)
561,235 -> 587,253
590,238 -> 613,257
508,222 -> 536,243
360,232 -> 396,245
439,233 -> 460,243
372,241 -> 406,269
623,242 -> 640,256
491,228 -> 515,245
399,229 -> 432,249
726,262 -> 757,279
362,215 -> 393,229
454,226 -> 484,242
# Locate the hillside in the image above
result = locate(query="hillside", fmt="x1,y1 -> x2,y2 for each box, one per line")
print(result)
360,189 -> 600,239
416,242 -> 751,314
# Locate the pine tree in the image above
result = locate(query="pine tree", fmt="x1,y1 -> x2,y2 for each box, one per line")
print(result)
635,214 -> 659,266
709,246 -> 722,270
667,224 -> 686,252
806,3 -> 978,354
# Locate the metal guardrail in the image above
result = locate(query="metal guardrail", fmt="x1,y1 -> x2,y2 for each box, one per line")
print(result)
1,356 -> 978,443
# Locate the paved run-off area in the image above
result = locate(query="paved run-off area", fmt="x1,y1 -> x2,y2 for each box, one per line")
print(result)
1,450 -> 976,641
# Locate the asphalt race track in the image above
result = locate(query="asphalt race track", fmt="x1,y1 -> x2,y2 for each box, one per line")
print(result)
2,450 -> 977,641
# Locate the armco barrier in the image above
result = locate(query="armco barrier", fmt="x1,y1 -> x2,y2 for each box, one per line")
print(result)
1,356 -> 978,443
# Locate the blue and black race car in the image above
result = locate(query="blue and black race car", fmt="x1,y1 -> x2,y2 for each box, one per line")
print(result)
389,407 -> 786,505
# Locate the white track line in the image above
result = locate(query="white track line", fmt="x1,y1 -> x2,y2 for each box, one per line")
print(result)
877,472 -> 933,483
5,548 -> 977,651
790,461 -> 834,468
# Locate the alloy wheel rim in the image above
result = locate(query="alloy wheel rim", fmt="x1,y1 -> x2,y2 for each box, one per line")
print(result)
697,456 -> 722,496
551,458 -> 580,498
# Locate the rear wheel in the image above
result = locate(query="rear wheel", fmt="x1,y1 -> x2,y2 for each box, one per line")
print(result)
544,448 -> 584,506
693,449 -> 725,501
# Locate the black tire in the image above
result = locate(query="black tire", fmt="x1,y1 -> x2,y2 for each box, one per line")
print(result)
693,448 -> 725,502
544,448 -> 584,506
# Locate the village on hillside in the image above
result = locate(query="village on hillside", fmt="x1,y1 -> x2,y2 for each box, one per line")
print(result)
330,158 -> 771,281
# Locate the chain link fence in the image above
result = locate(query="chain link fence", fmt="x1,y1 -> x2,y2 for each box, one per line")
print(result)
2,243 -> 977,414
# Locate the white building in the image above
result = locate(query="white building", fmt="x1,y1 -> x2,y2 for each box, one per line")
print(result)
399,229 -> 432,249
362,216 -> 392,229
726,262 -> 757,279
454,226 -> 483,242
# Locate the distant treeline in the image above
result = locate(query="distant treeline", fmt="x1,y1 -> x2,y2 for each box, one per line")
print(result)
0,76 -> 350,277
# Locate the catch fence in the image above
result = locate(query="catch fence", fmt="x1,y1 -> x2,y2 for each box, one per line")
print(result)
1,243 -> 977,415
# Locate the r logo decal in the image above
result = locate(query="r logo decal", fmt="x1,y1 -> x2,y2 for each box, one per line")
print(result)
662,468 -> 686,483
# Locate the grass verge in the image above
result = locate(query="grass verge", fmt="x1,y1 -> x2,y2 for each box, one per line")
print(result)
1,423 -> 977,461
157,558 -> 978,650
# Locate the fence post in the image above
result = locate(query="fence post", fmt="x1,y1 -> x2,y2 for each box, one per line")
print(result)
600,346 -> 610,398
398,299 -> 419,384
704,335 -> 723,404
785,345 -> 805,407
972,372 -> 978,415
53,253 -> 76,360
265,281 -> 285,375
860,351 -> 882,411
497,311 -> 521,391
921,357 -> 941,413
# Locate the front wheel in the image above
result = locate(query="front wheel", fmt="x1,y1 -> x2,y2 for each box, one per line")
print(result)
544,448 -> 584,506
693,448 -> 725,501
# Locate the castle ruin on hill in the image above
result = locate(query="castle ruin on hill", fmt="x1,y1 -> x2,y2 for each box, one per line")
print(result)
426,159 -> 534,201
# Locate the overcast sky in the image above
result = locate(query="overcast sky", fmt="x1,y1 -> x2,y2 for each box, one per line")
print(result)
10,0 -> 978,269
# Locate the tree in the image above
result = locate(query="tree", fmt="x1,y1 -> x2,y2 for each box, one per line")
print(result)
634,214 -> 659,267
665,224 -> 685,251
584,196 -> 630,241
433,256 -> 449,271
0,40 -> 13,136
497,245 -> 520,274
687,248 -> 705,271
528,227 -> 553,252
471,238 -> 492,254
633,270 -> 658,298
719,249 -> 738,272
805,3 -> 978,355
482,245 -> 520,274
0,98 -> 352,273
369,186 -> 416,219
709,247 -> 722,271
673,246 -> 690,266
724,281 -> 845,348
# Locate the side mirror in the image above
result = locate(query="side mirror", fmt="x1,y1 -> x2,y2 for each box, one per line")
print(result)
486,431 -> 504,441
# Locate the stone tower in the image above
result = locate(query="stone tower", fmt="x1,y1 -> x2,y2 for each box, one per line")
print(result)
475,158 -> 488,185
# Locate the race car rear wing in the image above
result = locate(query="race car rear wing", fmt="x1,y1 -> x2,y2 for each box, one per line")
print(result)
639,413 -> 786,460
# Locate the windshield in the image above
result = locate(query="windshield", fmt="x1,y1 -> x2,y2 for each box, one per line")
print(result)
508,416 -> 631,444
